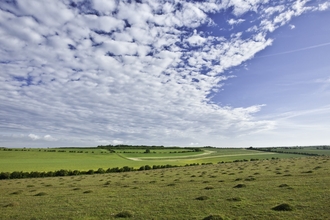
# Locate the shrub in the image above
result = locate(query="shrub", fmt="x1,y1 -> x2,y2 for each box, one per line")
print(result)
272,203 -> 293,211
96,168 -> 105,174
0,172 -> 10,179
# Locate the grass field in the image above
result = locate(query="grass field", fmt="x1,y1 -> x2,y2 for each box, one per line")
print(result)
0,156 -> 329,219
0,147 -> 306,172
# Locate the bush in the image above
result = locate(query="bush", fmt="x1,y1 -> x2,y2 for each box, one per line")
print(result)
96,168 -> 105,174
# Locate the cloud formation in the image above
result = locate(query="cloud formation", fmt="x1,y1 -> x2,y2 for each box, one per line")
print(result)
0,0 -> 328,147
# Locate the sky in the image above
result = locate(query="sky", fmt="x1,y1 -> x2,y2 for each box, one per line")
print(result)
1,0 -> 330,148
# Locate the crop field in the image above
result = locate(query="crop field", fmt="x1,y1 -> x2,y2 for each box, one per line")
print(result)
0,147 -> 306,173
0,156 -> 329,219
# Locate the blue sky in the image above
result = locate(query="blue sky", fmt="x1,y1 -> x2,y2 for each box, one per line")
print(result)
0,0 -> 329,148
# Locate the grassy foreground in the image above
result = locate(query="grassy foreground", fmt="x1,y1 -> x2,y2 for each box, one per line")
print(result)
1,156 -> 329,219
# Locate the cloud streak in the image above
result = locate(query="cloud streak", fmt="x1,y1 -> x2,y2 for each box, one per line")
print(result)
258,41 -> 330,58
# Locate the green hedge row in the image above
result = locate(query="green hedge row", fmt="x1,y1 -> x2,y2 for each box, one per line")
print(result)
0,163 -> 204,180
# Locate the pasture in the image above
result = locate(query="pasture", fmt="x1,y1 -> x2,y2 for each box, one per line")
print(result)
0,156 -> 329,219
0,147 -> 306,173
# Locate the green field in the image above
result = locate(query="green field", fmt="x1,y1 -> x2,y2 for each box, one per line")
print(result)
0,147 -> 306,172
0,156 -> 329,219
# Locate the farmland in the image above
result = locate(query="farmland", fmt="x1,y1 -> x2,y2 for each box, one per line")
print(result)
0,146 -> 330,219
0,147 -> 306,173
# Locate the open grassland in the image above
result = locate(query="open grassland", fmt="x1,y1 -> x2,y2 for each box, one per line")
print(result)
264,146 -> 330,156
0,148 -> 306,172
0,156 -> 329,219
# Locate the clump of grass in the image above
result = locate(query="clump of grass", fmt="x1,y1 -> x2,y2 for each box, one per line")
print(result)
83,190 -> 93,194
10,190 -> 23,195
73,187 -> 81,191
26,185 -> 35,188
233,184 -> 246,188
204,186 -> 214,190
115,210 -> 133,218
195,196 -> 209,200
279,184 -> 289,188
167,183 -> 175,186
302,170 -> 313,173
245,177 -> 256,181
234,178 -> 242,181
35,192 -> 48,196
203,214 -> 225,220
272,203 -> 294,211
227,197 -> 242,202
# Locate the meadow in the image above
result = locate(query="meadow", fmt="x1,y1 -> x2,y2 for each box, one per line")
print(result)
0,147 -> 306,173
1,146 -> 329,219
0,156 -> 329,219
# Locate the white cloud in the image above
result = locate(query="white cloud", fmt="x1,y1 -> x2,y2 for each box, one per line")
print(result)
0,0 -> 328,147
28,134 -> 40,141
318,2 -> 330,11
44,135 -> 57,141
289,24 -> 296,29
228,18 -> 245,25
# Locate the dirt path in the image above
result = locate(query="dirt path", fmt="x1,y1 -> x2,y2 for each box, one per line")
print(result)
126,150 -> 275,161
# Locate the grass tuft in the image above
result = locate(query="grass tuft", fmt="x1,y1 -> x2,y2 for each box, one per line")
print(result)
272,203 -> 294,211
227,197 -> 242,202
233,184 -> 246,188
115,211 -> 133,218
195,196 -> 209,200
203,214 -> 225,220
204,186 -> 214,190
34,192 -> 48,196
10,190 -> 23,195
